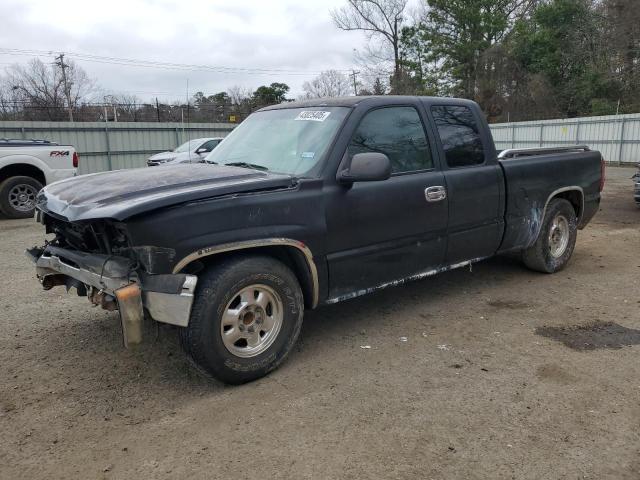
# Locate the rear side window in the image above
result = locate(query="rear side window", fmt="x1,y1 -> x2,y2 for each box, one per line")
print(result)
348,106 -> 433,174
431,106 -> 485,168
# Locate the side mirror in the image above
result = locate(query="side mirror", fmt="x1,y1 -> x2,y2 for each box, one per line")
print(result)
337,152 -> 392,184
196,147 -> 209,154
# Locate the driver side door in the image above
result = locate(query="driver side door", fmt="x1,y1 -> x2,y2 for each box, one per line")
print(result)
324,105 -> 448,301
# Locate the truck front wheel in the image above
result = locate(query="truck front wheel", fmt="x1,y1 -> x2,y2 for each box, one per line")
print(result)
0,176 -> 43,219
180,255 -> 304,384
522,198 -> 578,273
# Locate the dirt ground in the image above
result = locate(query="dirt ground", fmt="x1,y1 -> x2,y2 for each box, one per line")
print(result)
1,167 -> 638,480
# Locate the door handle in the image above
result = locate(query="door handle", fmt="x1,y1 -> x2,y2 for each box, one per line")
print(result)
425,186 -> 447,202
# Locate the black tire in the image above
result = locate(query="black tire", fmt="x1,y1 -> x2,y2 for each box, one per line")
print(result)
522,198 -> 578,273
0,176 -> 43,219
180,255 -> 304,384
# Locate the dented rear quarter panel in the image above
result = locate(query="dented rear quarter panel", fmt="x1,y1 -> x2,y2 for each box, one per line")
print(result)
498,150 -> 602,252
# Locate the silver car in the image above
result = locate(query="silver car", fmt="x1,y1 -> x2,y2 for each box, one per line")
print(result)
147,137 -> 223,166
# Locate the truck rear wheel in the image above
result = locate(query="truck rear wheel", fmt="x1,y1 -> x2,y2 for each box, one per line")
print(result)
0,176 -> 43,219
522,198 -> 577,273
180,255 -> 304,384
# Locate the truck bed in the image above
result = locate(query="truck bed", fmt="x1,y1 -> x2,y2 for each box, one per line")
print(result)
498,148 -> 603,253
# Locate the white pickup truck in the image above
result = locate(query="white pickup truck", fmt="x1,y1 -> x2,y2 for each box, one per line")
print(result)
0,139 -> 77,218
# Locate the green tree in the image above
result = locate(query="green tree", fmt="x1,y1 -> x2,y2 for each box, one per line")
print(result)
372,77 -> 386,95
193,91 -> 230,106
252,83 -> 290,105
400,0 -> 532,107
193,91 -> 207,105
601,0 -> 640,111
210,92 -> 230,104
340,0 -> 640,120
509,0 -> 614,117
399,24 -> 443,95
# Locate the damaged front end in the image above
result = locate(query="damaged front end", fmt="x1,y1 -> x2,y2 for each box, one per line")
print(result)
27,212 -> 197,348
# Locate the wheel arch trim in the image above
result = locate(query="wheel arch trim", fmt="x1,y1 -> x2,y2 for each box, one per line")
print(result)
172,238 -> 319,308
521,186 -> 585,250
544,186 -> 584,224
0,157 -> 48,184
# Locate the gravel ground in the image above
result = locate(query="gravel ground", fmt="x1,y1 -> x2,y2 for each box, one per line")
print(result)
0,166 -> 638,480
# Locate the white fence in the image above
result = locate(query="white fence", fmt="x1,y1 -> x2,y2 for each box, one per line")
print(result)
490,112 -> 640,165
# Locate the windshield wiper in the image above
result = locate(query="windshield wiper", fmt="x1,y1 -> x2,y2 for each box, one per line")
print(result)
224,161 -> 269,171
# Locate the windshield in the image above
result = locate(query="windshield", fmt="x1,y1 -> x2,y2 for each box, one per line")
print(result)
205,107 -> 350,176
174,139 -> 204,153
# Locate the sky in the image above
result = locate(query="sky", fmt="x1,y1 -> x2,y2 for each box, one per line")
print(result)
0,0 -> 371,101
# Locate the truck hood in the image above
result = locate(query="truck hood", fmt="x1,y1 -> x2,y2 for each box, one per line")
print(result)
37,164 -> 295,221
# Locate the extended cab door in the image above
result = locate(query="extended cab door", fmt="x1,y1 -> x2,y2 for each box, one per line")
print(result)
427,103 -> 504,264
324,104 -> 448,301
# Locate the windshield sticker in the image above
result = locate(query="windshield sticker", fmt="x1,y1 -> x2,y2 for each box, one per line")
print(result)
295,111 -> 331,122
301,152 -> 315,159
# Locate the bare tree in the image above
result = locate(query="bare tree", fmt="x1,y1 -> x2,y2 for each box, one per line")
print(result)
107,93 -> 143,121
226,85 -> 253,106
331,0 -> 409,82
0,82 -> 21,118
301,70 -> 352,99
1,58 -> 95,120
108,93 -> 142,105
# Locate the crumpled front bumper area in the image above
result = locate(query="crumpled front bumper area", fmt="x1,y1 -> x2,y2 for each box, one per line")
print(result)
26,245 -> 197,346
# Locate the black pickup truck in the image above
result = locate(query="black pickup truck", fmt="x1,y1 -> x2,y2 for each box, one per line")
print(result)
28,96 -> 604,384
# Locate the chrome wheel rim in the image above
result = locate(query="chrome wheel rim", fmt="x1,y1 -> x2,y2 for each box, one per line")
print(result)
9,183 -> 38,212
548,214 -> 570,258
220,284 -> 283,358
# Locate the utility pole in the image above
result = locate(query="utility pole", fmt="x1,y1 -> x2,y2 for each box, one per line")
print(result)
104,95 -> 117,122
350,70 -> 360,96
54,53 -> 74,122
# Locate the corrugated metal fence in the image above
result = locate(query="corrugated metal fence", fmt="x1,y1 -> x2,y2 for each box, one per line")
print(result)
1,113 -> 638,175
490,112 -> 640,165
0,121 -> 236,174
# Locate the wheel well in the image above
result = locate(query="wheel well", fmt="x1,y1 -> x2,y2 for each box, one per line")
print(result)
551,189 -> 582,220
0,164 -> 46,186
184,246 -> 316,309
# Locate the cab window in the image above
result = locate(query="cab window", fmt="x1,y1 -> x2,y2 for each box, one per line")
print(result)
347,107 -> 433,174
431,105 -> 485,168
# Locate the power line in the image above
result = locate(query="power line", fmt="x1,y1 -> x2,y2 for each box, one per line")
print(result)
0,48 -> 354,76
